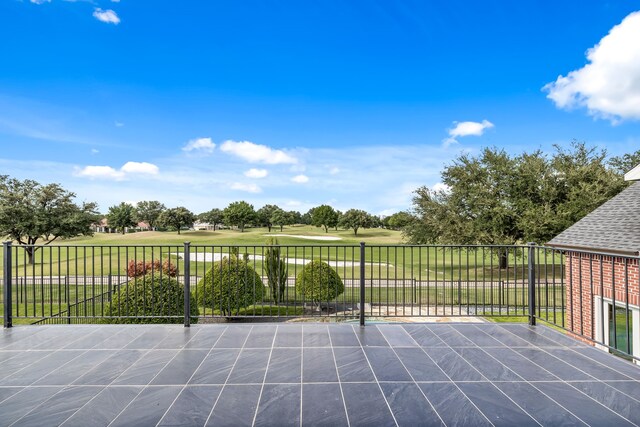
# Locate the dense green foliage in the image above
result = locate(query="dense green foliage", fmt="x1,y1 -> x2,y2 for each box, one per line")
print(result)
309,205 -> 339,233
256,204 -> 280,232
158,206 -> 196,234
339,209 -> 374,236
105,273 -> 199,323
135,200 -> 166,230
295,260 -> 344,304
404,142 -> 634,267
0,176 -> 98,264
107,202 -> 137,234
196,255 -> 265,315
383,211 -> 415,230
223,201 -> 256,232
265,238 -> 288,303
197,208 -> 223,230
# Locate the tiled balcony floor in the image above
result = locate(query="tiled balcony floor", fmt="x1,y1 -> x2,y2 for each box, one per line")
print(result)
1,323 -> 639,426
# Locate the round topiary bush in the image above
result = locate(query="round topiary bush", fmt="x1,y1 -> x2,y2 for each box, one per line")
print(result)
105,274 -> 199,324
196,256 -> 265,316
295,260 -> 344,305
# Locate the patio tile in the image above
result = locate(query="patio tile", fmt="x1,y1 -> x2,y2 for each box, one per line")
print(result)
333,347 -> 376,383
494,381 -> 585,426
109,385 -> 182,427
423,347 -> 484,381
184,326 -> 226,349
452,324 -> 505,347
0,386 -> 23,404
604,380 -> 640,400
394,347 -> 449,382
363,347 -> 412,382
457,382 -> 539,426
426,325 -> 475,347
482,347 -> 559,381
571,381 -> 640,424
73,349 -> 145,385
1,350 -> 85,386
402,324 -> 446,347
158,385 -> 221,426
254,384 -> 301,427
419,382 -> 492,427
34,350 -> 114,385
377,325 -> 418,347
328,324 -> 360,347
342,382 -> 396,427
273,325 -> 302,347
227,348 -> 270,384
452,347 -> 521,381
0,386 -> 64,426
511,347 -> 593,381
189,349 -> 240,385
381,382 -> 444,427
113,349 -> 178,385
354,325 -> 388,347
473,324 -> 532,347
60,385 -> 141,427
215,326 -> 252,348
265,348 -> 302,383
301,383 -> 348,427
543,348 -> 631,380
302,324 -> 331,347
245,325 -> 277,348
534,381 -> 635,426
0,351 -> 54,382
150,349 -> 208,385
13,385 -> 103,427
206,384 -> 262,426
303,348 -> 338,382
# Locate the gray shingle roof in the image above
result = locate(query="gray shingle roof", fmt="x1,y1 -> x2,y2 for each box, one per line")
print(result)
547,182 -> 640,255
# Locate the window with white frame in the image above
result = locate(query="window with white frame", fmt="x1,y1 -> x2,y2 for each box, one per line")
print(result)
594,296 -> 640,362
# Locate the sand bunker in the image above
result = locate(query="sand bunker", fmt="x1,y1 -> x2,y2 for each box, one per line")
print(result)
172,252 -> 392,268
263,234 -> 342,241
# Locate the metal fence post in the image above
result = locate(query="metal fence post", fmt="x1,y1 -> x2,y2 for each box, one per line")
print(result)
3,241 -> 12,328
183,242 -> 191,327
359,242 -> 365,327
528,242 -> 536,326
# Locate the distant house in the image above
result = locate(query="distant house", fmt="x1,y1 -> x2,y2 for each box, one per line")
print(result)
548,167 -> 640,360
91,218 -> 150,233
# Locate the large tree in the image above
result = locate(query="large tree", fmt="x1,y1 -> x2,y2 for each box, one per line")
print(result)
256,204 -> 280,232
385,211 -> 415,230
309,205 -> 339,233
339,209 -> 373,236
223,201 -> 256,232
270,207 -> 289,232
107,203 -> 137,234
158,207 -> 196,234
197,208 -> 223,230
135,200 -> 165,230
404,141 -> 627,268
0,176 -> 98,264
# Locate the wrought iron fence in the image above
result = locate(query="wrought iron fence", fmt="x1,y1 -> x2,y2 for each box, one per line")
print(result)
2,241 -> 638,361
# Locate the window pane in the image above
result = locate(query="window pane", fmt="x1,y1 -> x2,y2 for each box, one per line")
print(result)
609,304 -> 632,356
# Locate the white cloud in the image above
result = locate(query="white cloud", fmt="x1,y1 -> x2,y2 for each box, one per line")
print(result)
244,168 -> 268,178
230,182 -> 262,193
329,166 -> 340,175
115,121 -> 124,127
120,161 -> 159,175
75,165 -> 125,180
93,8 -> 120,24
432,182 -> 450,193
75,161 -> 159,180
544,11 -> 640,123
30,0 -> 51,4
91,148 -> 99,154
183,137 -> 215,154
443,119 -> 494,147
220,140 -> 297,164
291,174 -> 309,183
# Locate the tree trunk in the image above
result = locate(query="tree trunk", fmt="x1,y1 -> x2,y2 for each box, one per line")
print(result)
280,225 -> 283,232
498,249 -> 508,270
241,224 -> 245,232
25,246 -> 36,265
324,225 -> 328,233
268,225 -> 272,232
177,227 -> 181,235
354,228 -> 358,236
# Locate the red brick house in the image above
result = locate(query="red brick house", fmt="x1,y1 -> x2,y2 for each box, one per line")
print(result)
548,168 -> 640,359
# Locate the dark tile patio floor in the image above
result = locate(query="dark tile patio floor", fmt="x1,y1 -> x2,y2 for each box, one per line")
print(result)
1,323 -> 640,426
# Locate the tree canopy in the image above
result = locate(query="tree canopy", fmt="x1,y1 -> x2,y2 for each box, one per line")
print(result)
256,204 -> 280,232
135,200 -> 165,230
339,209 -> 374,236
270,207 -> 290,232
197,208 -> 223,230
404,142 -> 630,268
0,176 -> 98,263
309,205 -> 339,233
223,201 -> 256,232
158,207 -> 196,234
384,211 -> 415,230
107,202 -> 137,234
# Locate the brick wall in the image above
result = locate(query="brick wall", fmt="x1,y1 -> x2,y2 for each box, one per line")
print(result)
565,252 -> 639,344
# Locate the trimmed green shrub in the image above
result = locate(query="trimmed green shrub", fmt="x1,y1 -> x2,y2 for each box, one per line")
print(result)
105,273 -> 199,324
196,255 -> 265,316
265,238 -> 288,303
295,260 -> 344,305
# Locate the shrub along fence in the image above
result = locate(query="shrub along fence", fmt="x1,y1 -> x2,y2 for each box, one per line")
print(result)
2,241 -> 638,361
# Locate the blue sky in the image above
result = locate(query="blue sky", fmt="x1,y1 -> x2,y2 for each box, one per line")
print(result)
1,1 -> 639,216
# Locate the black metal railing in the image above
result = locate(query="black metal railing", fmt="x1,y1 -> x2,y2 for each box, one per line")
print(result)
2,241 -> 638,361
